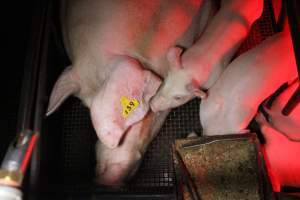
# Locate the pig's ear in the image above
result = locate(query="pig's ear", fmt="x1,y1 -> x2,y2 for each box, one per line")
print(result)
194,88 -> 207,98
47,66 -> 80,116
142,71 -> 162,102
166,46 -> 184,71
186,83 -> 207,99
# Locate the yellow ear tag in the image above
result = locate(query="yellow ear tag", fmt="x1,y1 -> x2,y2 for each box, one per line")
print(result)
120,96 -> 140,118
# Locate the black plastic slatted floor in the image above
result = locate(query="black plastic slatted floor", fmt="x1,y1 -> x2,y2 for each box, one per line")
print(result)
60,0 -> 275,198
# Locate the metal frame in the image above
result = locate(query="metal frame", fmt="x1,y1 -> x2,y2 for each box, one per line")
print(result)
282,0 -> 300,115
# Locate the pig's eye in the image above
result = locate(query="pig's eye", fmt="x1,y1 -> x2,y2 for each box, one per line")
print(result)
174,95 -> 184,101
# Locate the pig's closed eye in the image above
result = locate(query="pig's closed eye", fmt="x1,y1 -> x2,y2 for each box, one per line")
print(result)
174,95 -> 184,101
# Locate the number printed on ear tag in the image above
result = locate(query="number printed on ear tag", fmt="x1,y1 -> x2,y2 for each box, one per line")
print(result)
120,96 -> 140,118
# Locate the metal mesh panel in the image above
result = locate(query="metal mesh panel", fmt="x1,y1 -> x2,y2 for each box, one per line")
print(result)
59,0 -> 275,198
236,0 -> 275,55
61,98 -> 96,194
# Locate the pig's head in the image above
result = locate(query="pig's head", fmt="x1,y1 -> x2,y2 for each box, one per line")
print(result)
47,56 -> 161,149
95,139 -> 142,186
150,47 -> 206,112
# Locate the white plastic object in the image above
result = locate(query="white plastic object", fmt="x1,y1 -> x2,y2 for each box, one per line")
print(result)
0,185 -> 22,200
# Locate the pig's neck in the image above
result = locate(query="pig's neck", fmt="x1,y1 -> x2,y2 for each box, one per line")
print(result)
73,59 -> 107,107
129,52 -> 169,79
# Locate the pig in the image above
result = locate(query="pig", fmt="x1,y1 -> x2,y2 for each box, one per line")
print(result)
47,0 -> 216,148
255,79 -> 300,191
89,57 -> 162,148
48,56 -> 161,149
150,0 -> 264,112
199,28 -> 298,135
95,110 -> 169,185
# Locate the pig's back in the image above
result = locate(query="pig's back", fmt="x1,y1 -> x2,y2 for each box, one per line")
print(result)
62,0 -> 215,77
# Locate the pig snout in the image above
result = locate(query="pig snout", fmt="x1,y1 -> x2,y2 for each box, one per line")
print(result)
96,159 -> 141,186
95,141 -> 142,185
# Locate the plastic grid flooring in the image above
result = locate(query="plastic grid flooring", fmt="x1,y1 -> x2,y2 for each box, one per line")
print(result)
60,0 -> 275,197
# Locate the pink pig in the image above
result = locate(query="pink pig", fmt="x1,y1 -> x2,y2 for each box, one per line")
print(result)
150,0 -> 264,112
47,0 -> 215,148
200,29 -> 298,135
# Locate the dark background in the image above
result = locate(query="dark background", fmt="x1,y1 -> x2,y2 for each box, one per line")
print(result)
0,1 -> 35,159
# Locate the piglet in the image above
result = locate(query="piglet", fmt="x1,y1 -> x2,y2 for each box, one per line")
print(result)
200,30 -> 298,135
150,0 -> 264,112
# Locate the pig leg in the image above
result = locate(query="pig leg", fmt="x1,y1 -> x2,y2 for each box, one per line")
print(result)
182,0 -> 264,89
95,110 -> 169,186
150,0 -> 264,112
200,30 -> 298,135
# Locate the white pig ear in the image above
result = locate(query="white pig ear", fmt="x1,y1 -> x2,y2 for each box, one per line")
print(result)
46,66 -> 80,116
166,46 -> 184,71
186,84 -> 207,99
142,71 -> 162,102
194,88 -> 206,99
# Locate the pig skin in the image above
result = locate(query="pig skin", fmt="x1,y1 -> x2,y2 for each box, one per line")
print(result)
200,30 -> 298,135
95,110 -> 169,186
90,56 -> 162,148
150,0 -> 264,112
48,0 -> 215,148
49,0 -> 217,185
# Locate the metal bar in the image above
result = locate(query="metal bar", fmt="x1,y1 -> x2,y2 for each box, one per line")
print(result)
282,0 -> 300,115
282,85 -> 300,115
15,0 -> 46,133
92,194 -> 176,200
175,151 -> 201,200
29,0 -> 51,197
0,0 -> 50,199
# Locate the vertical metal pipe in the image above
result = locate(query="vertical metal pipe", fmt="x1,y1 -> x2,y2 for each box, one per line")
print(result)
282,0 -> 300,115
